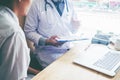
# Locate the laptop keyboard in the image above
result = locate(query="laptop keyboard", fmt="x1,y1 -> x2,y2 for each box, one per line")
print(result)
93,51 -> 120,71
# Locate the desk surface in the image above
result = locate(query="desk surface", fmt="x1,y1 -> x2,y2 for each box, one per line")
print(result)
32,41 -> 120,80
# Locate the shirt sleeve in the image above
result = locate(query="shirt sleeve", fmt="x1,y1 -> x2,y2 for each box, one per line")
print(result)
68,0 -> 80,33
0,32 -> 30,80
24,1 -> 42,46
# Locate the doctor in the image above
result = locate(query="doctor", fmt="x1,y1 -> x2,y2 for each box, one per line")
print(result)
0,0 -> 32,80
24,0 -> 80,68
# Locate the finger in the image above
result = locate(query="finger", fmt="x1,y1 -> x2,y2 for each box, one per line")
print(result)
52,35 -> 59,39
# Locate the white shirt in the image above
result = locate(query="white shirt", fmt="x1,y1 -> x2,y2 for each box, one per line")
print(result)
0,6 -> 30,80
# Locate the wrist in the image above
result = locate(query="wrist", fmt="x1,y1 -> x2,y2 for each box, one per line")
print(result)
38,37 -> 46,46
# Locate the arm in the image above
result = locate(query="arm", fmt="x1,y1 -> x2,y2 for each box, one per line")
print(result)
0,32 -> 30,80
68,0 -> 80,33
24,1 -> 42,46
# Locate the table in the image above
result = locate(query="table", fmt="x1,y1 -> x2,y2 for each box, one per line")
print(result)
31,40 -> 120,80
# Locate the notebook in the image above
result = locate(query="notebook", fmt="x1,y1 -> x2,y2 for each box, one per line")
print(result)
73,44 -> 120,77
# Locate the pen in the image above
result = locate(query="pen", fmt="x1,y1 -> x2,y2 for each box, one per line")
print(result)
84,44 -> 91,51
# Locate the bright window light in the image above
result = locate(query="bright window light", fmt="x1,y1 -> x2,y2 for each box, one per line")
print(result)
72,0 -> 120,35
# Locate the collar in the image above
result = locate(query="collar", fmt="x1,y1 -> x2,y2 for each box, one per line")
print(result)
0,6 -> 19,25
52,0 -> 64,3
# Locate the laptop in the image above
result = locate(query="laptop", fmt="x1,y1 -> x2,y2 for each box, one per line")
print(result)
73,44 -> 120,77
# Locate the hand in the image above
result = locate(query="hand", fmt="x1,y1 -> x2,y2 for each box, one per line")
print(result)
45,36 -> 65,46
45,36 -> 58,46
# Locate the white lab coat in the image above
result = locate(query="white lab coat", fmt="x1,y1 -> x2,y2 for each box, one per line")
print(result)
24,0 -> 80,68
0,6 -> 30,80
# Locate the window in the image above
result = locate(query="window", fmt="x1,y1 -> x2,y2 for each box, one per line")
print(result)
72,0 -> 120,35
73,0 -> 120,13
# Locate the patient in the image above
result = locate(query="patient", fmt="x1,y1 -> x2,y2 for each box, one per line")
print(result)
0,0 -> 32,80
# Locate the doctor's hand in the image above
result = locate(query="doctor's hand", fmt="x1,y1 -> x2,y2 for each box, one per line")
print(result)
45,36 -> 65,46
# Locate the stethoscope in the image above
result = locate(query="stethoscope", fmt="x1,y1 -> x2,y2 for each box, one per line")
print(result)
45,0 -> 69,12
